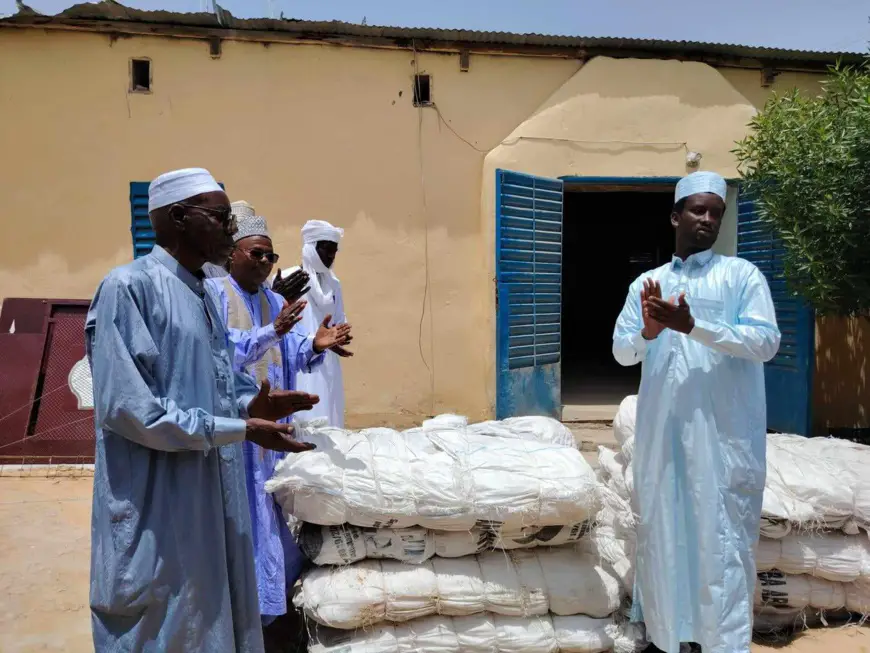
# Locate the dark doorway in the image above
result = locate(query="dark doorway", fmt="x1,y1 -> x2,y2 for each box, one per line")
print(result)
561,187 -> 676,413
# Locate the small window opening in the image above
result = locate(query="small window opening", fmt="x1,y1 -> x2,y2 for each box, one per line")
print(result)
130,58 -> 151,93
413,74 -> 431,106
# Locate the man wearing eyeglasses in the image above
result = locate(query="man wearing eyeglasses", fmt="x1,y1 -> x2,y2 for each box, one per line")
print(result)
87,168 -> 322,652
205,212 -> 352,648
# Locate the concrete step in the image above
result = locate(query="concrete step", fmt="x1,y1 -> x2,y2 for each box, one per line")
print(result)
561,404 -> 618,422
567,422 -> 619,453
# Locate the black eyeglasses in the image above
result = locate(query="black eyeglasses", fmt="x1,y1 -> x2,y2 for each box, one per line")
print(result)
178,203 -> 237,232
247,249 -> 280,264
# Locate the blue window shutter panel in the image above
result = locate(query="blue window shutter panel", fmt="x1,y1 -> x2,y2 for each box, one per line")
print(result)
495,169 -> 563,419
736,186 -> 814,435
130,182 -> 154,259
129,181 -> 226,259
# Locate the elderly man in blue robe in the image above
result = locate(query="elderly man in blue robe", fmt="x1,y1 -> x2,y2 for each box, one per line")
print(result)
86,168 -> 320,653
206,213 -> 351,642
613,171 -> 781,653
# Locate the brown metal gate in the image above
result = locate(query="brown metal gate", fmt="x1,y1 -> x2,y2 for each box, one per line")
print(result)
0,299 -> 94,464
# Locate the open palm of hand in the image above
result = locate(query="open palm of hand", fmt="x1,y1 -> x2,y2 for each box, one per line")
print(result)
641,278 -> 666,340
247,379 -> 319,422
314,314 -> 353,353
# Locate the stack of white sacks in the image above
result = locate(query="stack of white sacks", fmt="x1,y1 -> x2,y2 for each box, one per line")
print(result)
266,414 -> 647,653
600,395 -> 870,633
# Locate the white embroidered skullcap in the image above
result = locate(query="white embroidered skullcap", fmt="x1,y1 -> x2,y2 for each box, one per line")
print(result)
231,200 -> 255,221
234,214 -> 271,243
675,171 -> 727,203
301,220 -> 344,245
148,168 -> 223,213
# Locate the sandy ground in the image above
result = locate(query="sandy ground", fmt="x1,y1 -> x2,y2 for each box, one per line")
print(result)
0,473 -> 868,652
753,627 -> 869,652
0,473 -> 92,653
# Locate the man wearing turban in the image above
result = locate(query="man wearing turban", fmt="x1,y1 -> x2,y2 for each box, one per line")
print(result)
284,220 -> 352,428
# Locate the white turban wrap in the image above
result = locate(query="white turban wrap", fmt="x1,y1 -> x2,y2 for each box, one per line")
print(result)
147,168 -> 222,213
301,220 -> 344,246
300,220 -> 343,310
675,171 -> 727,203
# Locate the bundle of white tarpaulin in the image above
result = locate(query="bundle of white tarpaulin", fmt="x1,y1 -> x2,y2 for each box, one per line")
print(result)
266,417 -> 599,530
267,415 -> 646,652
606,395 -> 870,634
308,614 -> 646,653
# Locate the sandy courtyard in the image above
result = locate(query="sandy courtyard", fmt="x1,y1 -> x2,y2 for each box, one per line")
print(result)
0,474 -> 867,653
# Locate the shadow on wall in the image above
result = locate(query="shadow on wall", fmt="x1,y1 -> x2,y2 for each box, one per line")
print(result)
814,315 -> 869,435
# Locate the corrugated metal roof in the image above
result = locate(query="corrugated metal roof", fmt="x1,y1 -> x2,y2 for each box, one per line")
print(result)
2,1 -> 864,64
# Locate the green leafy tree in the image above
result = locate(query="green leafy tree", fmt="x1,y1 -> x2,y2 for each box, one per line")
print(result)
734,62 -> 870,316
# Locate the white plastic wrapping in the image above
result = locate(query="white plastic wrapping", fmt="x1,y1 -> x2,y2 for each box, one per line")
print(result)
299,522 -> 591,566
267,426 -> 600,531
756,533 -> 870,583
409,414 -> 578,449
308,614 -> 647,653
295,548 -> 623,629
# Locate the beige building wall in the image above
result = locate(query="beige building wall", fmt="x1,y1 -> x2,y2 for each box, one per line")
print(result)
0,28 -> 580,426
0,28 -> 833,425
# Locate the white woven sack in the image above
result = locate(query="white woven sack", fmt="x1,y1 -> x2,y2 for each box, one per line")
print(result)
586,507 -> 636,596
610,403 -> 870,536
295,548 -> 623,629
299,522 -> 591,566
755,570 -> 870,613
759,518 -> 793,540
596,447 -> 631,502
433,523 -> 591,559
267,425 -> 600,531
624,461 -> 634,498
756,533 -> 870,583
308,614 -> 647,653
613,396 -> 637,451
764,434 -> 870,534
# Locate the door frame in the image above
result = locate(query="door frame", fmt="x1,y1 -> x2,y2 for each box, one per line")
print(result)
556,176 -> 686,416
555,175 -> 814,434
561,176 -> 683,190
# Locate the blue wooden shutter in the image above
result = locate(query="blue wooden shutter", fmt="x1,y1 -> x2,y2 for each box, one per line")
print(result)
130,182 -> 154,258
736,188 -> 814,435
129,181 -> 226,259
495,169 -> 563,419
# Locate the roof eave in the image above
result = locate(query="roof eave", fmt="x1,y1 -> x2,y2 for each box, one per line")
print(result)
1,9 -> 863,71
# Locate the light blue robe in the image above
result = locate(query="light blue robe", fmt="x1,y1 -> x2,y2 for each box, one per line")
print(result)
613,250 -> 781,653
206,276 -> 324,623
86,245 -> 264,653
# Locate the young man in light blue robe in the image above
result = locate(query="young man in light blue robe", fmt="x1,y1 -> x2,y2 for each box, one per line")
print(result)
87,168 -> 320,653
613,171 -> 781,653
206,213 -> 352,639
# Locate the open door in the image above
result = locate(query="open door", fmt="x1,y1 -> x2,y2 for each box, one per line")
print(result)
736,188 -> 814,435
495,169 -> 563,419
